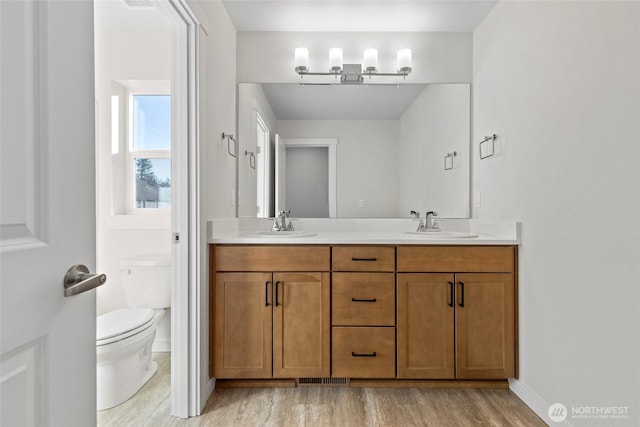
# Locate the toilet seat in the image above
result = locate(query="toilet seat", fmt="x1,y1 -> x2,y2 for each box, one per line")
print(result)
97,308 -> 155,346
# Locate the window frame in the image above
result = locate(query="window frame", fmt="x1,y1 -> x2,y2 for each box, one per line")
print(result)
126,86 -> 172,214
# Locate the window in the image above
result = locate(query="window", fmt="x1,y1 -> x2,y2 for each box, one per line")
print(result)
129,94 -> 171,211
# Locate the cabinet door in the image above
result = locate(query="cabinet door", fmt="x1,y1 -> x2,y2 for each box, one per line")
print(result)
397,273 -> 455,379
273,272 -> 330,378
214,272 -> 273,378
455,273 -> 515,379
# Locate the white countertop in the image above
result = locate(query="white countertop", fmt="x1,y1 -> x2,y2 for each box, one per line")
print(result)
208,219 -> 521,245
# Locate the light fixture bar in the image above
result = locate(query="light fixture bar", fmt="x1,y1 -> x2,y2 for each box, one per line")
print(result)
294,48 -> 413,81
297,70 -> 410,77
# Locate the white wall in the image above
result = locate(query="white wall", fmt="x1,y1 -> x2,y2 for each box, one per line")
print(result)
237,32 -> 472,83
277,120 -> 399,217
398,84 -> 470,218
237,83 -> 277,217
94,27 -> 172,348
473,2 -> 640,425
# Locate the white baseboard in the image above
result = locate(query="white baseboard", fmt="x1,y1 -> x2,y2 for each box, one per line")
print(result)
199,378 -> 216,415
509,379 -> 573,426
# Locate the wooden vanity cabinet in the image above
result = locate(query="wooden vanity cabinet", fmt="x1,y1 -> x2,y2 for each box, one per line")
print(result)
212,246 -> 330,379
396,246 -> 517,380
210,244 -> 518,384
331,246 -> 396,379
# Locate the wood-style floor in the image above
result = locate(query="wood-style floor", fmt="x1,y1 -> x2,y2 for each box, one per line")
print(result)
98,353 -> 545,427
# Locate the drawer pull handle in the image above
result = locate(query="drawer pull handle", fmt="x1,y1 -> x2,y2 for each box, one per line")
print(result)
352,298 -> 377,303
448,281 -> 454,307
351,351 -> 377,358
351,257 -> 377,262
275,281 -> 282,306
265,281 -> 271,306
458,281 -> 465,307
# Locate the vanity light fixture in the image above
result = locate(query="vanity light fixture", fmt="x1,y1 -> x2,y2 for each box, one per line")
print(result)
363,48 -> 378,73
294,47 -> 412,82
329,48 -> 343,72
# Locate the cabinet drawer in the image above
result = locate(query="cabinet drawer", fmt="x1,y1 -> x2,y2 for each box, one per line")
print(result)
332,246 -> 395,272
332,273 -> 395,326
397,246 -> 515,273
332,327 -> 395,378
215,245 -> 330,272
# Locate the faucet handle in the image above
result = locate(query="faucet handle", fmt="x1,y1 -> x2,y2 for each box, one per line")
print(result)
410,210 -> 420,218
285,210 -> 294,231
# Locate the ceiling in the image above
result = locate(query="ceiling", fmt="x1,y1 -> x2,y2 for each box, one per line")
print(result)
221,0 -> 497,32
94,0 -> 171,30
261,83 -> 428,120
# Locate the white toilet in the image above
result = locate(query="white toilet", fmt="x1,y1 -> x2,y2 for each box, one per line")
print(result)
96,255 -> 171,411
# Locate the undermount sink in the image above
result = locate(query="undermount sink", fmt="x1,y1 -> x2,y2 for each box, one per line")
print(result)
241,230 -> 317,238
404,231 -> 478,239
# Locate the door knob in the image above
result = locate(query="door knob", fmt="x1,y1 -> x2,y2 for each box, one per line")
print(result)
63,264 -> 107,297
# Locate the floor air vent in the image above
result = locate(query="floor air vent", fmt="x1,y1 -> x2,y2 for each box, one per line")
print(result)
296,378 -> 350,387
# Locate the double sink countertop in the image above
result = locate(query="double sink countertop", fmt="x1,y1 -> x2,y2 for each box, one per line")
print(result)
208,218 -> 521,245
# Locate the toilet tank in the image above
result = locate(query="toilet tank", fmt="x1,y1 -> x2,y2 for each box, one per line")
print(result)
121,255 -> 171,309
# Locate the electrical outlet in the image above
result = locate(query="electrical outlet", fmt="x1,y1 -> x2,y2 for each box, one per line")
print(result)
358,199 -> 366,208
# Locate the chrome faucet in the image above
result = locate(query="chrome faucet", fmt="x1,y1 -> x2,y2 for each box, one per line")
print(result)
425,211 -> 439,230
272,210 -> 294,231
410,210 -> 425,232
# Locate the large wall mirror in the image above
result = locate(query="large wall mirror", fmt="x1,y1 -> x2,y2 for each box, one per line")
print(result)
237,83 -> 470,219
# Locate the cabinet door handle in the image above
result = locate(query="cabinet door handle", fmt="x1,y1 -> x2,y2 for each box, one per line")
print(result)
458,281 -> 465,307
448,281 -> 454,307
351,352 -> 377,358
351,257 -> 377,262
352,297 -> 377,303
275,281 -> 281,306
265,281 -> 271,306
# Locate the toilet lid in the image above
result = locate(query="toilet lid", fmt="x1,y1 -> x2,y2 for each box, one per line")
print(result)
97,308 -> 154,341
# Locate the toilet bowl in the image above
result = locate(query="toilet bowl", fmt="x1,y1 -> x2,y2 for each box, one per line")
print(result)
96,308 -> 158,410
96,255 -> 171,411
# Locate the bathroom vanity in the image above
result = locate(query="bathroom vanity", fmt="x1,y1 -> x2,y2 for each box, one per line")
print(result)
209,223 -> 519,388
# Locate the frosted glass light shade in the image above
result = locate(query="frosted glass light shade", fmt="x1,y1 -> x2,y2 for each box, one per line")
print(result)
363,48 -> 378,73
397,48 -> 412,73
294,47 -> 309,73
329,48 -> 343,72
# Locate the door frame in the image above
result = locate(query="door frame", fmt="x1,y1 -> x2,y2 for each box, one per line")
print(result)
156,0 -> 201,418
280,138 -> 337,218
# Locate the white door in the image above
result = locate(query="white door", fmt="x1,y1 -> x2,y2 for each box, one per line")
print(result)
274,134 -> 286,214
1,1 -> 99,426
255,112 -> 270,217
